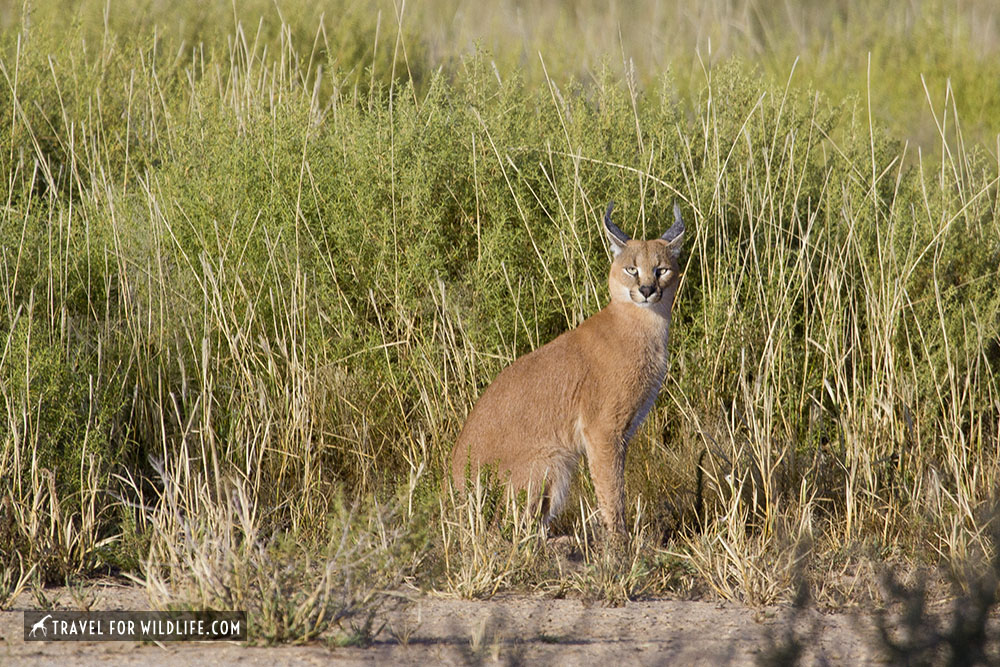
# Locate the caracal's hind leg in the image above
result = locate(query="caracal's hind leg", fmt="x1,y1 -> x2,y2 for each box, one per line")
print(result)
523,453 -> 576,534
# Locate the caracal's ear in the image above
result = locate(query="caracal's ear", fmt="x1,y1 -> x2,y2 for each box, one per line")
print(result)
661,202 -> 685,260
603,201 -> 630,257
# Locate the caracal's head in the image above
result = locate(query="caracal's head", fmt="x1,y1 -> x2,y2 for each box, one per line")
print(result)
603,201 -> 684,309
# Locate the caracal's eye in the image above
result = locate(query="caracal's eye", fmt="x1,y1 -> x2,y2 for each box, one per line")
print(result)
624,266 -> 638,277
655,267 -> 671,279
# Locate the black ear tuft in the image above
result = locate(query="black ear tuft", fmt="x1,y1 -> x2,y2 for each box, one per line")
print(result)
661,202 -> 685,243
604,201 -> 630,251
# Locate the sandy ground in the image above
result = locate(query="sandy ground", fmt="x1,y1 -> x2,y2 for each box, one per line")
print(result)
1,580 -> 885,665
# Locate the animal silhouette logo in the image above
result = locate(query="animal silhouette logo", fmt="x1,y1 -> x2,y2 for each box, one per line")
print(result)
29,614 -> 53,637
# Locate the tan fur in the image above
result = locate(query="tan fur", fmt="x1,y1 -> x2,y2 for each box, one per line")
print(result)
451,203 -> 684,535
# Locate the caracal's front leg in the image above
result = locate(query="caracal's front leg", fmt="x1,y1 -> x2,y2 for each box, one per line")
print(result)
583,424 -> 627,535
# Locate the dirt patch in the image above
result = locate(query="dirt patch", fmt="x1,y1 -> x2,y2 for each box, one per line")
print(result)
1,581 -> 883,665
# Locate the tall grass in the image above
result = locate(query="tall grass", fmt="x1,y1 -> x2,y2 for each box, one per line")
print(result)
1,0 -> 998,630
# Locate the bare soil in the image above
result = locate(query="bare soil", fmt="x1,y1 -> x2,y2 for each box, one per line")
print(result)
1,581 -> 885,665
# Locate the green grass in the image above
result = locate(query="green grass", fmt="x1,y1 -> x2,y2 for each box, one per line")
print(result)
1,0 -> 999,640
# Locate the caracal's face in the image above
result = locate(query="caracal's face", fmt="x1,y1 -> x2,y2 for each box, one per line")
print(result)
608,239 -> 682,307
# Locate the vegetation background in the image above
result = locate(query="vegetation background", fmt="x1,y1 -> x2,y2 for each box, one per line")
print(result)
1,0 -> 998,642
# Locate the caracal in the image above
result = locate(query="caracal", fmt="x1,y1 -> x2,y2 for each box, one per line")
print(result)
451,201 -> 684,535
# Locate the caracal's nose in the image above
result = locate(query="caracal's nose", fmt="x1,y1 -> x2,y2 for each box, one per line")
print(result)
638,284 -> 655,299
